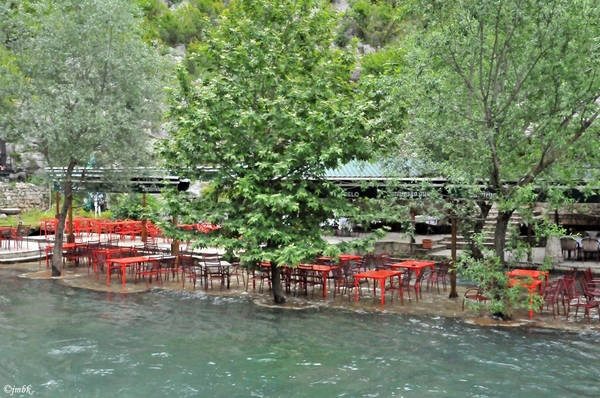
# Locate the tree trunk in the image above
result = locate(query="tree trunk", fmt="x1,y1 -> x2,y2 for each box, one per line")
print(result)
470,201 -> 492,260
449,268 -> 458,299
51,180 -> 73,276
449,217 -> 458,298
494,210 -> 514,263
271,262 -> 286,304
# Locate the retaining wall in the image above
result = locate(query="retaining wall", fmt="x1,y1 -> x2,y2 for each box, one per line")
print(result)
0,183 -> 51,212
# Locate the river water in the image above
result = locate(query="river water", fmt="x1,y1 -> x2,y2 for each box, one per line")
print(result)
0,268 -> 598,397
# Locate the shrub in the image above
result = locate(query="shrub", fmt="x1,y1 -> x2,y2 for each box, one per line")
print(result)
110,193 -> 162,221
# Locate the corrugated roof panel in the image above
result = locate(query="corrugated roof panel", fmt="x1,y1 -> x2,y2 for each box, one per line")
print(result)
325,161 -> 385,178
325,160 -> 423,179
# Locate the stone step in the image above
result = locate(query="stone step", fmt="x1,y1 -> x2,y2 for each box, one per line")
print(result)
0,249 -> 40,261
0,255 -> 42,264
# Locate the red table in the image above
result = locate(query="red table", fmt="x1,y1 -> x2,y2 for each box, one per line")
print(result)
107,256 -> 157,285
45,242 -> 89,268
506,269 -> 549,290
304,264 -> 339,298
508,278 -> 543,318
391,260 -> 435,277
318,254 -> 361,264
354,269 -> 403,305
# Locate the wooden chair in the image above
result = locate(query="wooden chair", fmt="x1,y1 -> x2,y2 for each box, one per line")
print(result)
136,257 -> 162,287
92,250 -> 108,279
248,262 -> 272,293
10,222 -> 30,250
374,253 -> 392,270
411,268 -> 427,301
158,255 -> 180,282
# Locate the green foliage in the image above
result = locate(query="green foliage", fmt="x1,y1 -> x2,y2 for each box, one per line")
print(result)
4,0 -> 167,174
360,46 -> 405,75
158,0 -> 392,275
0,209 -> 55,228
159,4 -> 206,46
1,0 -> 167,274
338,0 -> 414,49
110,193 -> 162,221
135,0 -> 223,46
457,254 -> 542,319
393,0 -> 600,259
135,0 -> 169,42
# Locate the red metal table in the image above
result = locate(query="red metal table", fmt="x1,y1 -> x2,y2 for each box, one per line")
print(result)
45,242 -> 88,268
506,269 -> 549,290
318,254 -> 361,264
107,256 -> 157,285
508,278 -> 543,318
307,264 -> 339,298
354,269 -> 403,305
391,260 -> 436,277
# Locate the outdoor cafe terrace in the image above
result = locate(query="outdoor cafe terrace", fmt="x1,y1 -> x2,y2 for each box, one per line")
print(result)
2,217 -> 600,329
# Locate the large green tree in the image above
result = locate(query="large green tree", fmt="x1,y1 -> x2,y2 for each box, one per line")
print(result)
2,0 -> 166,276
159,0 -> 390,303
403,0 -> 600,262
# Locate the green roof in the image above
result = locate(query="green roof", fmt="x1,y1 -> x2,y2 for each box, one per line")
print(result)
325,161 -> 385,179
325,160 -> 423,179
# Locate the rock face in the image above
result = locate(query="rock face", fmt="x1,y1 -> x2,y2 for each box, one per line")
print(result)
331,0 -> 349,12
0,183 -> 51,211
545,236 -> 562,266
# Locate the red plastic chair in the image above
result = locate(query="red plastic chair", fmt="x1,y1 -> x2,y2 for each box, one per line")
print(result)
40,219 -> 57,239
92,250 -> 108,279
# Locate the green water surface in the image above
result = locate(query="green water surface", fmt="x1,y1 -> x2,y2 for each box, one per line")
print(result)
0,269 -> 598,398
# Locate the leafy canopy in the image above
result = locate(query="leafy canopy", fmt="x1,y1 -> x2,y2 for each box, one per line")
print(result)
3,0 -> 167,177
159,0 -> 388,267
1,0 -> 167,274
406,0 -> 600,191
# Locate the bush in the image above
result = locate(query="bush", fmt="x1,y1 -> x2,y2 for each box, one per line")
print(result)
110,193 -> 162,221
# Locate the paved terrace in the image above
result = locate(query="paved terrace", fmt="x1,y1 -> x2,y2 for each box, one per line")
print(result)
4,231 -> 600,330
2,232 -> 593,274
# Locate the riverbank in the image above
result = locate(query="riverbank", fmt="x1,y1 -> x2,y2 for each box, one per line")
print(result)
5,259 -> 599,334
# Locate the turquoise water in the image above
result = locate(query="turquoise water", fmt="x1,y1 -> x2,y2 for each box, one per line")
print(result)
0,268 -> 599,398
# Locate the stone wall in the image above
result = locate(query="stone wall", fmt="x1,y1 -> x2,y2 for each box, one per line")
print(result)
533,202 -> 600,227
0,183 -> 51,212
